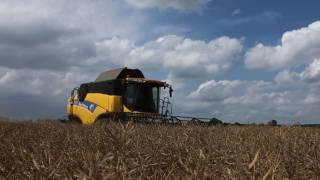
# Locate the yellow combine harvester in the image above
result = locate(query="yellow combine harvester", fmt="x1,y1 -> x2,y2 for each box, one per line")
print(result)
66,67 -> 173,125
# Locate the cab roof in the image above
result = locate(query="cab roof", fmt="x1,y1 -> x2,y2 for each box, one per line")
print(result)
125,77 -> 168,87
95,67 -> 144,82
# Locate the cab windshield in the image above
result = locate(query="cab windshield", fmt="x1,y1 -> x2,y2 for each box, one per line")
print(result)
124,84 -> 160,113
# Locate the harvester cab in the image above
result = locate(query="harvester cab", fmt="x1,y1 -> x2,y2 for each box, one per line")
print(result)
66,67 -> 173,125
122,77 -> 173,115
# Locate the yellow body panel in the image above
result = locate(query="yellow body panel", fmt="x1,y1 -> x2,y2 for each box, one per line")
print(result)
85,93 -> 109,110
75,105 -> 94,125
75,105 -> 106,125
108,96 -> 122,112
123,105 -> 132,113
66,97 -> 71,114
67,93 -> 123,125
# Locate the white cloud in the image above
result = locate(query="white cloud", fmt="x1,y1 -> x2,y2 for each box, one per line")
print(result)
88,35 -> 243,87
245,21 -> 320,69
0,67 -> 90,97
274,70 -> 300,84
304,94 -> 320,104
85,37 -> 135,67
0,65 -> 95,119
301,58 -> 320,82
0,0 -> 146,71
0,0 -> 318,124
0,0 -> 242,119
0,0 -> 143,38
131,35 -> 243,84
0,0 -> 244,120
183,78 -> 320,123
0,0 -> 146,118
125,0 -> 211,12
189,80 -> 242,101
275,59 -> 320,84
0,31 -> 243,118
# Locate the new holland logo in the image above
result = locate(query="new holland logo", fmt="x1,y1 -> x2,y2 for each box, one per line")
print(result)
78,101 -> 97,112
78,102 -> 87,108
89,104 -> 95,112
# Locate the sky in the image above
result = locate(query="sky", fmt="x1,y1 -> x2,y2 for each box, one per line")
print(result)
0,0 -> 320,124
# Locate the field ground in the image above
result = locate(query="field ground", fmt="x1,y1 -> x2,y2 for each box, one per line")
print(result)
0,120 -> 319,179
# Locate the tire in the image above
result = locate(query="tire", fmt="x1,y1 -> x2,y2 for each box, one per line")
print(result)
67,115 -> 82,124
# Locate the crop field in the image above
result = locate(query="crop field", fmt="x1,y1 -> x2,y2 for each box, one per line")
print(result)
0,120 -> 319,179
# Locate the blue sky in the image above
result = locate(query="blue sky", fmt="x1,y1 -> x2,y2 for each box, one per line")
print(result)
146,0 -> 320,44
0,0 -> 319,124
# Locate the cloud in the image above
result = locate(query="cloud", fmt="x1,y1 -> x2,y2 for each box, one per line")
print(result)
184,58 -> 320,123
85,37 -> 135,68
275,59 -> 320,84
189,80 -> 242,101
220,11 -> 281,26
245,21 -> 320,69
184,78 -> 319,123
89,35 -> 243,87
0,0 -> 242,119
125,0 -> 211,13
0,66 -> 93,119
0,0 -> 145,71
232,9 -> 241,16
129,35 -> 243,80
151,25 -> 191,37
274,70 -> 300,84
0,67 -> 90,97
0,0 -> 318,124
0,31 -> 242,119
0,0 -> 147,118
301,58 -> 320,82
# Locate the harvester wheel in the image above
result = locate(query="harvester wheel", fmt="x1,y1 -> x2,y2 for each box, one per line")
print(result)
94,113 -> 116,125
67,116 -> 82,124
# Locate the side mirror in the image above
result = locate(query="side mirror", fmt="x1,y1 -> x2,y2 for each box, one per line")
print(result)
169,86 -> 173,97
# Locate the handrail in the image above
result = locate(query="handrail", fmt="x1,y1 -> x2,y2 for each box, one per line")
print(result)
160,97 -> 172,117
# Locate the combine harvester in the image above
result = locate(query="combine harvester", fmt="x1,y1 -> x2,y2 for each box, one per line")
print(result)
66,67 -> 220,125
